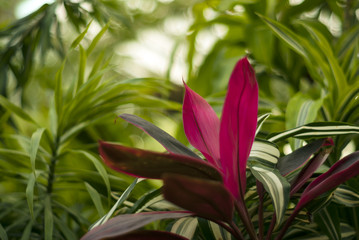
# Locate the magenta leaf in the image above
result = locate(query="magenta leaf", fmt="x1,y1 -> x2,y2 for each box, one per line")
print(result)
81,211 -> 192,240
109,230 -> 190,240
99,141 -> 222,181
290,139 -> 333,195
183,82 -> 220,167
120,114 -> 200,159
296,151 -> 359,211
219,57 -> 258,198
163,174 -> 234,223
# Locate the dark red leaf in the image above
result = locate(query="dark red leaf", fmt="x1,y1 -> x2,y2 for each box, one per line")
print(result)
106,230 -> 189,240
99,141 -> 223,181
163,174 -> 234,223
81,211 -> 192,240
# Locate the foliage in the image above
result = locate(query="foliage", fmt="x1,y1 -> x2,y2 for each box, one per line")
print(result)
1,0 -> 359,239
84,58 -> 359,239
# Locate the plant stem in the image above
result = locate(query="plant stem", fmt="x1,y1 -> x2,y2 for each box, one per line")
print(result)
46,137 -> 60,194
257,182 -> 264,240
235,200 -> 258,240
265,214 -> 276,240
229,221 -> 245,240
211,219 -> 243,239
274,211 -> 297,240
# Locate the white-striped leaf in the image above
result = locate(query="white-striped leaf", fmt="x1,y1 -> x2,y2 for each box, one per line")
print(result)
209,221 -> 232,240
249,164 -> 290,226
249,139 -> 280,167
171,217 -> 198,239
256,113 -> 271,136
268,122 -> 359,142
333,185 -> 359,207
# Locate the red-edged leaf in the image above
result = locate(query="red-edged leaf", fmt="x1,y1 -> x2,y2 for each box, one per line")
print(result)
81,211 -> 192,240
290,139 -> 333,195
108,230 -> 189,240
277,138 -> 327,176
183,82 -> 220,167
120,114 -> 200,159
219,57 -> 258,198
296,151 -> 359,211
99,141 -> 222,181
163,174 -> 234,223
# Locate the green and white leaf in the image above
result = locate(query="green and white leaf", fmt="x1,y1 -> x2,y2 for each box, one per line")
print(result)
333,185 -> 359,207
268,122 -> 359,142
171,217 -> 198,239
256,113 -> 271,136
249,139 -> 280,166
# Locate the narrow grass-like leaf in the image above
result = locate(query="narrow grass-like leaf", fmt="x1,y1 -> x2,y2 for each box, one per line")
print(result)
70,20 -> 92,49
54,216 -> 78,240
91,178 -> 138,229
248,164 -> 290,225
87,22 -> 110,55
76,44 -> 86,92
314,207 -> 341,240
29,128 -> 45,173
256,113 -> 271,136
99,141 -> 222,181
120,114 -> 200,159
85,182 -> 105,217
171,217 -> 198,239
20,219 -> 33,240
44,196 -> 53,240
0,224 -> 8,240
72,150 -> 111,199
0,95 -> 37,125
333,185 -> 359,207
163,174 -> 234,222
128,188 -> 163,213
268,122 -> 359,142
82,211 -> 193,240
26,174 -> 36,219
55,60 -> 65,118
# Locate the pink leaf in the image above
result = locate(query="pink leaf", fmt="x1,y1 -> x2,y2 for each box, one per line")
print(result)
183,82 -> 220,167
219,57 -> 258,199
296,151 -> 359,211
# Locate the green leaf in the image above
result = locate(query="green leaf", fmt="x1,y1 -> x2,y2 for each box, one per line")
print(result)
84,182 -> 105,217
249,139 -> 280,167
248,163 -> 290,226
171,217 -> 198,239
26,174 -> 36,219
256,113 -> 271,136
87,22 -> 110,55
55,60 -> 66,120
29,128 -> 45,173
286,93 -> 323,149
0,224 -> 8,240
91,178 -> 139,229
54,216 -> 78,240
71,150 -> 111,200
0,95 -> 37,125
314,206 -> 341,240
268,122 -> 359,142
76,44 -> 87,93
120,114 -> 200,159
70,20 -> 93,50
44,196 -> 53,240
333,185 -> 359,207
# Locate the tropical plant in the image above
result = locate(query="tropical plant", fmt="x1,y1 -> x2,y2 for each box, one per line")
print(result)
82,57 -> 359,240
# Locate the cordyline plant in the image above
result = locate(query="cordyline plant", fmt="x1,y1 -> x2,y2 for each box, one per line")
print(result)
82,57 -> 359,240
